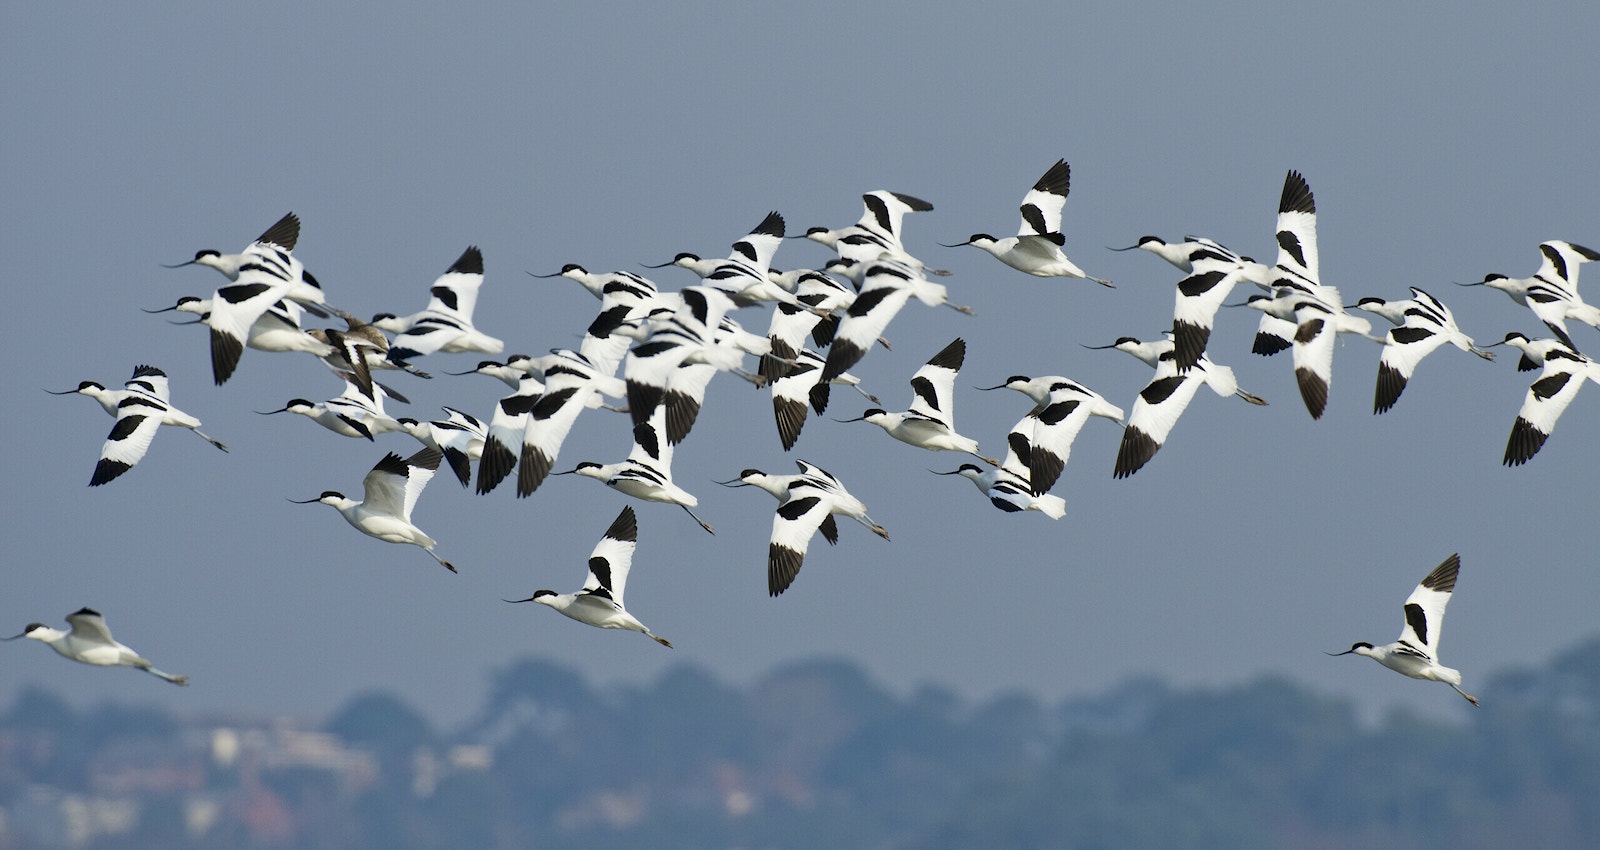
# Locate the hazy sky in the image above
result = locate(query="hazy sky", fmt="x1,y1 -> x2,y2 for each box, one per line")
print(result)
5,3 -> 1599,726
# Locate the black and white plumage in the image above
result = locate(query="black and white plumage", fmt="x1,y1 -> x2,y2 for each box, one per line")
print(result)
1093,336 -> 1266,479
398,406 -> 487,487
1495,333 -> 1600,466
1250,172 -> 1331,357
943,159 -> 1112,286
148,295 -> 334,360
1352,287 -> 1494,413
1329,554 -> 1478,706
1463,240 -> 1600,347
1114,234 -> 1275,369
3,608 -> 188,685
623,287 -> 752,445
259,371 -> 403,442
476,372 -> 545,495
563,403 -> 714,535
1109,235 -> 1264,280
839,338 -> 996,464
934,413 -> 1065,519
817,260 -> 922,387
814,254 -> 977,406
515,350 -> 623,497
532,264 -> 661,303
169,213 -> 314,386
53,365 -> 229,486
647,212 -> 790,305
761,269 -> 856,374
805,190 -> 944,275
293,446 -> 457,573
504,506 -> 671,647
767,339 -> 876,450
978,375 -> 1126,496
373,246 -> 505,360
1251,171 -> 1378,419
722,461 -> 889,597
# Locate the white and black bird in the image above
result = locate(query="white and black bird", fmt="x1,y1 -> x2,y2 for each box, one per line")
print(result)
164,211 -> 332,314
1255,170 -> 1378,419
515,349 -> 625,497
622,287 -> 750,445
561,404 -> 715,535
1108,235 -> 1261,278
1329,554 -> 1479,707
1494,333 -> 1600,466
165,213 -> 328,385
645,212 -> 790,304
943,159 -> 1112,286
505,506 -> 672,647
373,246 -> 505,360
448,355 -> 538,389
52,365 -> 228,486
530,264 -> 661,304
839,338 -> 996,464
1248,171 -> 1336,358
766,339 -> 877,450
476,372 -> 545,495
816,258 -> 951,399
398,406 -> 487,487
259,371 -> 403,441
1090,336 -> 1266,479
933,410 -> 1066,520
1113,234 -> 1276,370
1352,287 -> 1494,413
147,296 -> 335,360
721,461 -> 889,596
3,608 -> 188,685
292,446 -> 458,573
804,190 -> 945,275
977,376 -> 1125,495
1461,240 -> 1600,348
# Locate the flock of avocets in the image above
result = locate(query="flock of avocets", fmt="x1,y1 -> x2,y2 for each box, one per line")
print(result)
14,161 -> 1600,706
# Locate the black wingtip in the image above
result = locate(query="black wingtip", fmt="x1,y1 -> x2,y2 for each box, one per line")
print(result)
1113,427 -> 1158,479
209,329 -> 243,385
89,459 -> 132,486
475,439 -> 515,494
768,544 -> 804,597
256,212 -> 300,250
1032,158 -> 1071,196
604,505 -> 638,543
1374,363 -> 1406,414
1279,170 -> 1315,215
447,245 -> 484,276
926,337 -> 966,372
1420,554 -> 1460,593
1503,417 -> 1546,466
1295,367 -> 1329,420
1172,321 -> 1209,372
753,211 -> 785,239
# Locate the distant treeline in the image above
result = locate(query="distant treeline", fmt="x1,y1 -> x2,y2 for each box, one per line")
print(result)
3,637 -> 1599,849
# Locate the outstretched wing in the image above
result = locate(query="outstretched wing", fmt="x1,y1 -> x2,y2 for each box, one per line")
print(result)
91,394 -> 167,485
1396,554 -> 1460,657
583,506 -> 639,605
1504,347 -> 1590,465
1016,158 -> 1070,241
905,338 -> 966,429
65,607 -> 116,644
365,447 -> 440,522
768,483 -> 836,597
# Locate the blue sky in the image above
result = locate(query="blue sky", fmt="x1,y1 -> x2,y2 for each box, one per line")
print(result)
5,3 -> 1599,725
